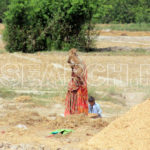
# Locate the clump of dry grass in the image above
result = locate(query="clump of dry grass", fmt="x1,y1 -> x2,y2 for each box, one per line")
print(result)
48,114 -> 109,130
14,95 -> 32,102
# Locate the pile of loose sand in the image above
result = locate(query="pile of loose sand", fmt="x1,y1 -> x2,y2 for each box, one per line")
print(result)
81,99 -> 150,150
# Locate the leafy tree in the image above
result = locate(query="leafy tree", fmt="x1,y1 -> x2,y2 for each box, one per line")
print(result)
92,0 -> 113,23
0,0 -> 10,22
135,0 -> 150,23
4,0 -> 95,53
93,0 -> 150,23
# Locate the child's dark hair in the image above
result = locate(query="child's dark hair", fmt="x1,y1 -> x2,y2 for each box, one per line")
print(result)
88,96 -> 95,102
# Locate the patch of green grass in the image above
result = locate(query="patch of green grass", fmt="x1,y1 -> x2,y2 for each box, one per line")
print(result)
0,81 -> 67,105
88,49 -> 150,56
0,49 -> 7,53
30,97 -> 50,106
95,23 -> 150,31
101,95 -> 125,106
104,86 -> 120,95
0,88 -> 17,99
26,85 -> 67,106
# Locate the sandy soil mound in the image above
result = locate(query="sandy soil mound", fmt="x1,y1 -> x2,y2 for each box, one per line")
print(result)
81,99 -> 150,150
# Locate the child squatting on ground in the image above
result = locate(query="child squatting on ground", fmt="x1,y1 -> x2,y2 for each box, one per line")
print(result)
88,96 -> 102,118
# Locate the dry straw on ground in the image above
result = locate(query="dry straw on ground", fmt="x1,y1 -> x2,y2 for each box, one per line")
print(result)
14,96 -> 32,102
81,99 -> 150,150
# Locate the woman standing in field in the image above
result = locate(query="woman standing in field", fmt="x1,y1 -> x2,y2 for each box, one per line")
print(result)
64,48 -> 88,116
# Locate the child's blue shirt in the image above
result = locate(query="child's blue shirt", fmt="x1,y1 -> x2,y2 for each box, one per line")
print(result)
88,102 -> 102,117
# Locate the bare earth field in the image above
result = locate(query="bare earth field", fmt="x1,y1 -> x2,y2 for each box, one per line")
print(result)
0,52 -> 150,149
0,24 -> 150,149
93,30 -> 150,49
95,35 -> 150,49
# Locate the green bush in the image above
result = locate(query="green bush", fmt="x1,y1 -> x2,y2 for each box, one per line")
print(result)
93,0 -> 150,24
135,7 -> 150,23
4,0 -> 95,53
0,0 -> 10,23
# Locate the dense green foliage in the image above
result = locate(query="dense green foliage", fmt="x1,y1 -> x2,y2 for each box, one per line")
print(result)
4,0 -> 95,52
0,0 -> 10,23
1,0 -> 150,24
93,0 -> 150,23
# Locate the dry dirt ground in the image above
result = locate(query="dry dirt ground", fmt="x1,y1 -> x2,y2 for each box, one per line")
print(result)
94,28 -> 150,49
0,24 -> 150,149
0,96 -> 110,150
95,35 -> 150,49
0,52 -> 149,149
